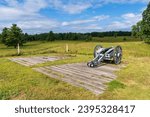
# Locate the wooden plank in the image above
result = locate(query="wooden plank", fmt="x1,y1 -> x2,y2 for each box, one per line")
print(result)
51,66 -> 113,83
33,67 -> 61,79
10,59 -> 31,66
31,62 -> 124,95
9,56 -> 62,66
51,65 -> 115,80
33,67 -> 104,94
15,58 -> 35,65
44,67 -> 106,90
48,66 -> 110,84
57,64 -> 115,80
69,63 -> 119,72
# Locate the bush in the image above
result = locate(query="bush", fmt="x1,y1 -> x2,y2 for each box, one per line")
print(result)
123,37 -> 127,41
144,38 -> 150,44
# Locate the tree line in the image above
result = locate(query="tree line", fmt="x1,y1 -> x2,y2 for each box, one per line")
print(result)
23,31 -> 131,42
86,31 -> 131,37
0,25 -> 133,48
132,2 -> 150,43
24,31 -> 92,42
1,2 -> 150,48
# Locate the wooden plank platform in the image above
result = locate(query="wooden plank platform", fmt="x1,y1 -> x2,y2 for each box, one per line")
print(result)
33,63 -> 122,95
10,56 -> 62,66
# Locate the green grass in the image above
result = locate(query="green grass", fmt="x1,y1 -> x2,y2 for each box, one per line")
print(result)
0,40 -> 150,99
0,59 -> 97,100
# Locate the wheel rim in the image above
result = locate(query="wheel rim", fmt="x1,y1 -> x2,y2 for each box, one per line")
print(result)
94,45 -> 102,57
113,46 -> 122,64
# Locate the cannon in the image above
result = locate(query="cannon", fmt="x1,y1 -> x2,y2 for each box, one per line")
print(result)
87,45 -> 122,67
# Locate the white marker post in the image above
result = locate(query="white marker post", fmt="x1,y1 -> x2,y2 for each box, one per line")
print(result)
66,44 -> 68,53
17,43 -> 20,55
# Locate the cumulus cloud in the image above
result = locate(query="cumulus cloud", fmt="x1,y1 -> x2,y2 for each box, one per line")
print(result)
107,13 -> 142,30
74,24 -> 102,31
62,15 -> 109,26
0,0 -> 58,33
0,0 -> 148,33
47,0 -> 149,14
48,0 -> 92,14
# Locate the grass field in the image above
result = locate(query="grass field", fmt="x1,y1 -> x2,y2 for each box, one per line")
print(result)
0,40 -> 150,99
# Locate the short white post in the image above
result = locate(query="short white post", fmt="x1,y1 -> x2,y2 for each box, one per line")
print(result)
17,43 -> 20,55
66,44 -> 68,53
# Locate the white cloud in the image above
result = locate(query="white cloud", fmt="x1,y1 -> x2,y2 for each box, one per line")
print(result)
122,13 -> 142,24
74,24 -> 102,30
61,15 -> 108,32
47,0 -> 149,14
104,0 -> 149,4
107,13 -> 142,30
22,0 -> 47,13
48,0 -> 92,14
17,19 -> 60,30
63,3 -> 91,14
0,0 -> 47,21
0,0 -> 148,33
0,7 -> 23,20
62,15 -> 109,26
0,0 -> 59,33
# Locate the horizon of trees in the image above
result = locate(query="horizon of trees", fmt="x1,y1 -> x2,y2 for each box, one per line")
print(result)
21,31 -> 131,42
0,26 -> 132,44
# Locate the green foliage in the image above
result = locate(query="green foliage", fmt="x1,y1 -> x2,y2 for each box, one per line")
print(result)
142,2 -> 150,36
0,33 -> 2,42
131,21 -> 143,39
93,36 -> 141,42
47,31 -> 55,41
1,27 -> 9,44
114,33 -> 118,38
24,31 -> 131,42
90,31 -> 131,37
144,37 -> 150,43
123,37 -> 127,41
132,2 -> 150,43
1,24 -> 24,48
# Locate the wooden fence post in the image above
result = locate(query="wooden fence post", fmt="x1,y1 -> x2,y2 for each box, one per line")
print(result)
66,44 -> 68,53
17,43 -> 20,55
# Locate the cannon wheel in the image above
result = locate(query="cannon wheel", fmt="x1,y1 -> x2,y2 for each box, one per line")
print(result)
94,45 -> 103,58
113,46 -> 122,64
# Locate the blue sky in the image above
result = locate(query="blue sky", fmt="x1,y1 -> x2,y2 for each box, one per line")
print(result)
0,0 -> 149,33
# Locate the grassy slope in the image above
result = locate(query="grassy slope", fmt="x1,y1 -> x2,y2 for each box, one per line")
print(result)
0,40 -> 150,99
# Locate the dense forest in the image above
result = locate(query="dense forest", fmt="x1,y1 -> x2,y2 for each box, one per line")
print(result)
22,31 -> 131,42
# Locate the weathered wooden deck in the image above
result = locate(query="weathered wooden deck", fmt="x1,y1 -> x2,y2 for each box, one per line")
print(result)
10,56 -> 61,66
9,56 -> 123,95
33,63 -> 122,95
